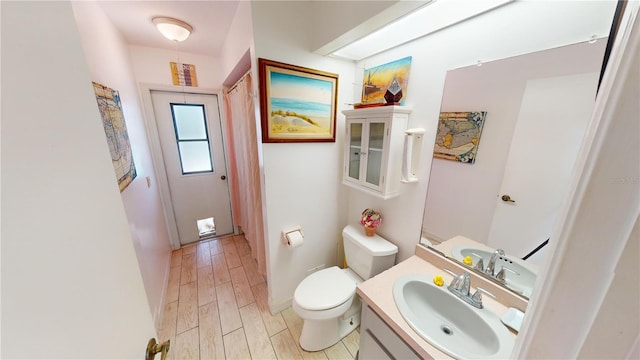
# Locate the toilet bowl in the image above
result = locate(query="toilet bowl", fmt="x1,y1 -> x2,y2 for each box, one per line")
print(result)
292,225 -> 398,351
292,266 -> 362,351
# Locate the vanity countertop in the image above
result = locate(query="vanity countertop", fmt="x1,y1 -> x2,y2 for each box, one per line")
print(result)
433,235 -> 540,273
433,235 -> 494,254
356,255 -> 515,359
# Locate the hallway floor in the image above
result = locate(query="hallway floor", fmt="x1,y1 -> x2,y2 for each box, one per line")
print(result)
158,234 -> 360,359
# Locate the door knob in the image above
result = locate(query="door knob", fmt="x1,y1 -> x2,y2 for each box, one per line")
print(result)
145,338 -> 170,360
501,194 -> 515,203
220,175 -> 226,180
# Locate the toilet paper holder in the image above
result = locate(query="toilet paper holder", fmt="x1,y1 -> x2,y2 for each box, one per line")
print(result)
281,226 -> 304,245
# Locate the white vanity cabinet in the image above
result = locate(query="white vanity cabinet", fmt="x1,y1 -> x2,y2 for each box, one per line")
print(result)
359,304 -> 421,359
342,106 -> 410,199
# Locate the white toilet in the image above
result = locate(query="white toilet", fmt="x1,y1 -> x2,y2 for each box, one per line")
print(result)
292,224 -> 398,351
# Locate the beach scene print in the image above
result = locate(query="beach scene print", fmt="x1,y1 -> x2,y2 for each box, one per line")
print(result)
268,71 -> 334,137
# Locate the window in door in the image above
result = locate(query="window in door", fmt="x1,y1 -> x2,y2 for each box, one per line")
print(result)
170,103 -> 214,174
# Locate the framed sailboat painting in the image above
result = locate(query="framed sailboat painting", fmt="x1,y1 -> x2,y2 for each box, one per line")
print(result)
360,56 -> 412,105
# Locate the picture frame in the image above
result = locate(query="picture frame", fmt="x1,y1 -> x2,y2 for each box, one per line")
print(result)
361,56 -> 412,105
92,82 -> 137,192
258,58 -> 338,143
433,111 -> 487,164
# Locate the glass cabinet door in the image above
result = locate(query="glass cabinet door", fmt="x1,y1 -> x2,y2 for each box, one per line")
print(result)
365,121 -> 385,187
342,107 -> 410,199
347,122 -> 363,181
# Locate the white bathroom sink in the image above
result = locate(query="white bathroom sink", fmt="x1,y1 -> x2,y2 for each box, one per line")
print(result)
393,274 -> 515,359
451,246 -> 538,297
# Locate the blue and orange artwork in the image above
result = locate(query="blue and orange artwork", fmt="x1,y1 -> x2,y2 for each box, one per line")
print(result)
92,82 -> 137,191
361,56 -> 412,105
434,111 -> 487,164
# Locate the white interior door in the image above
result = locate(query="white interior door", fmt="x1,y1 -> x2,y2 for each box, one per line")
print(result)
487,72 -> 598,264
151,91 -> 233,245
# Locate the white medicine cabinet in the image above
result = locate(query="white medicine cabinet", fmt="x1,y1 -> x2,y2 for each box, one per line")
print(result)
342,106 -> 411,199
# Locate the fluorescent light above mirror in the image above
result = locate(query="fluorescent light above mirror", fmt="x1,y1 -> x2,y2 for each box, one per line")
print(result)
331,0 -> 513,61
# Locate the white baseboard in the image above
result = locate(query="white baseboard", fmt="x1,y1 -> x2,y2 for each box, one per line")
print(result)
269,297 -> 292,315
153,258 -> 172,335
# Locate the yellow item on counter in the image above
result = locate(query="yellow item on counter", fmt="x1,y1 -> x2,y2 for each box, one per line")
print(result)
433,275 -> 444,287
463,256 -> 473,266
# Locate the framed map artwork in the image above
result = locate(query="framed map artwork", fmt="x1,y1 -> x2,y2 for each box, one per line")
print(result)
92,82 -> 137,192
434,111 -> 487,164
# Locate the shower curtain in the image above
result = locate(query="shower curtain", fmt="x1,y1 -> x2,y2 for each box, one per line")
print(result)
224,73 -> 267,276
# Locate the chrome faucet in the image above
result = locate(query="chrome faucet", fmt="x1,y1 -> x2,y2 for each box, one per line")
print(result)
471,252 -> 484,272
495,266 -> 519,284
469,249 -> 518,285
485,248 -> 505,276
444,269 -> 493,309
448,271 -> 471,297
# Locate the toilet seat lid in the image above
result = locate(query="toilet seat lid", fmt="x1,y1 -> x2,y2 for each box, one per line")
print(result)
294,267 -> 356,311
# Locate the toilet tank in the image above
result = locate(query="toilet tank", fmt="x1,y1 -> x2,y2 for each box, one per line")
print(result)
343,225 -> 398,280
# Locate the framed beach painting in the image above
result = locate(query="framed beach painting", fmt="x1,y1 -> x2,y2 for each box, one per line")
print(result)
258,58 -> 338,143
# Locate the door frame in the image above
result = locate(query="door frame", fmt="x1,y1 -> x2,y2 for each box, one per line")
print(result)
140,83 -> 237,250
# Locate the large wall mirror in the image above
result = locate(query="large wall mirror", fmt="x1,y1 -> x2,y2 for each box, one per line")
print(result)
420,39 -> 609,299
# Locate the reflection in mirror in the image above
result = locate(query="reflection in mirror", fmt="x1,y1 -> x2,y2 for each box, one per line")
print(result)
421,40 -> 608,298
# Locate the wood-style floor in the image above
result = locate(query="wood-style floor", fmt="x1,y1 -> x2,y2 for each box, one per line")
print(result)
158,234 -> 360,359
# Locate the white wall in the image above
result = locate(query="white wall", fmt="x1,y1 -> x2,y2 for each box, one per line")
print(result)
310,0 -> 398,51
422,41 -> 605,246
350,1 -> 616,263
220,0 -> 254,86
130,46 -> 221,89
1,1 -> 155,357
71,2 -> 173,329
578,214 -> 639,358
250,1 -> 354,311
310,1 -> 428,55
518,4 -> 640,355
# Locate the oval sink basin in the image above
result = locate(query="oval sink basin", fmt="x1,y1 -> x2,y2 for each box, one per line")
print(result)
452,246 -> 538,297
393,274 -> 515,359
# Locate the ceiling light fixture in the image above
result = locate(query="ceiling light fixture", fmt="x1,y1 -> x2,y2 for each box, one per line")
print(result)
152,16 -> 193,42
